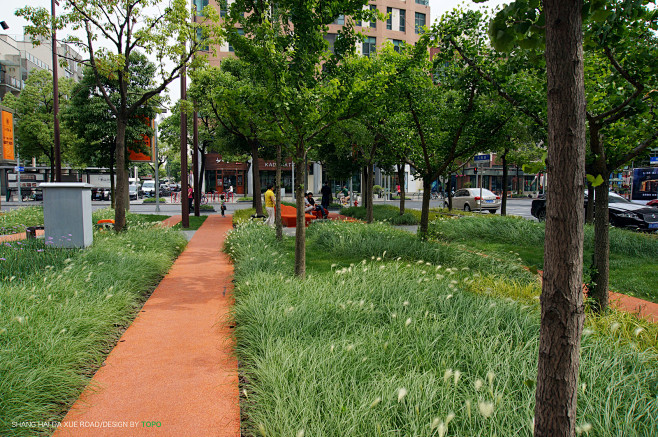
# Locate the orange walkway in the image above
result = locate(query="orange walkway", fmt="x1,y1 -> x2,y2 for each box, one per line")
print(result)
53,215 -> 239,437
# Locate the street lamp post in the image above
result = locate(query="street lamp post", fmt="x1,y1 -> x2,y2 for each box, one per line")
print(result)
51,0 -> 62,182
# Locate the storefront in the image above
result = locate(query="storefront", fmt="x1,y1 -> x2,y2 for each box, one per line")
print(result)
204,154 -> 248,194
258,158 -> 294,194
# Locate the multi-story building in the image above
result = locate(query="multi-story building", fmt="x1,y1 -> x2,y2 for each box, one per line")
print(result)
194,1 -> 430,197
0,34 -> 83,100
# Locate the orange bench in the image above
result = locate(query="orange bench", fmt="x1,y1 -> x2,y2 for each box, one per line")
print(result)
279,204 -> 315,227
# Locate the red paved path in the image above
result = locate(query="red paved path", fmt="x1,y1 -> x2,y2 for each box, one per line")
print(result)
53,215 -> 239,437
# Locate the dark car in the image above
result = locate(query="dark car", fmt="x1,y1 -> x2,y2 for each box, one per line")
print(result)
531,192 -> 658,232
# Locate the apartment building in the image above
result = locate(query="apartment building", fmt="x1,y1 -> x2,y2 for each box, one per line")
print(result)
0,34 -> 83,100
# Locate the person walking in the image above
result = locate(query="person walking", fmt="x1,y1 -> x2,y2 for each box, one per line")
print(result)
264,184 -> 276,227
220,194 -> 226,217
320,182 -> 332,210
188,185 -> 194,211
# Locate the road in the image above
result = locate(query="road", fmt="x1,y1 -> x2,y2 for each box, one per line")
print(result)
0,196 -> 538,220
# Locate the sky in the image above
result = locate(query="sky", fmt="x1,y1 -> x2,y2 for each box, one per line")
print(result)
2,0 -> 509,116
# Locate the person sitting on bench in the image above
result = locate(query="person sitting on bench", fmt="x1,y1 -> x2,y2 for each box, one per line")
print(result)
305,192 -> 327,219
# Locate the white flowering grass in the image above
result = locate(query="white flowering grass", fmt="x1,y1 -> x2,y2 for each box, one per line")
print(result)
229,222 -> 658,436
0,221 -> 186,435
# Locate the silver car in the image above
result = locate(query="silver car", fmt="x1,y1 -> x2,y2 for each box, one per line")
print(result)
452,188 -> 500,213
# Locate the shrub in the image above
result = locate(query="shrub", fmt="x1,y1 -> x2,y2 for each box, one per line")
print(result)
0,207 -> 44,235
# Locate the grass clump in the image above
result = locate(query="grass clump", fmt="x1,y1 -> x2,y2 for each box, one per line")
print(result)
227,223 -> 658,436
232,208 -> 269,227
172,215 -> 208,230
0,207 -> 44,235
0,223 -> 187,435
340,205 -> 419,225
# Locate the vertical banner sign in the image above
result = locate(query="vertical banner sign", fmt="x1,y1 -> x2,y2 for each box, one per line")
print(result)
128,117 -> 154,162
1,110 -> 14,161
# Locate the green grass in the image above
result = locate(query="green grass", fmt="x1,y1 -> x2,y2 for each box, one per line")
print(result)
0,220 -> 187,436
0,207 -> 44,235
226,222 -> 658,437
427,215 -> 658,302
172,215 -> 208,230
339,205 -> 483,225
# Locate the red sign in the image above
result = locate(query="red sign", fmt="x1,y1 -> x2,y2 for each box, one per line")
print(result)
1,110 -> 14,161
128,117 -> 154,162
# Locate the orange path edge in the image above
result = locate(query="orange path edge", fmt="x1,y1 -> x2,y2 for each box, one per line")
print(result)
52,214 -> 239,436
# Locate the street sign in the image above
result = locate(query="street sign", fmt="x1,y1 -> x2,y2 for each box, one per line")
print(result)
650,156 -> 658,165
474,154 -> 490,163
15,166 -> 24,172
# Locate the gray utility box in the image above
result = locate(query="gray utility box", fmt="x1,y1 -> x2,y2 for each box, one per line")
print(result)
40,182 -> 93,248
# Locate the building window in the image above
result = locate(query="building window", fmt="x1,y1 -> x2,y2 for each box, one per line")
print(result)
415,0 -> 429,5
228,28 -> 245,52
362,36 -> 376,57
386,7 -> 392,30
415,12 -> 426,34
400,9 -> 406,32
370,5 -> 377,28
196,28 -> 209,51
392,39 -> 403,52
324,33 -> 337,53
334,14 -> 345,25
195,0 -> 209,15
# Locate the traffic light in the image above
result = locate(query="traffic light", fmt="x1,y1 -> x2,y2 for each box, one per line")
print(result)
473,167 -> 478,175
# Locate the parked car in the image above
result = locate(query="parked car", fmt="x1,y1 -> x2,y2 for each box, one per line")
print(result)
531,192 -> 658,231
451,188 -> 501,213
91,187 -> 110,201
159,183 -> 171,196
129,184 -> 139,200
141,180 -> 156,197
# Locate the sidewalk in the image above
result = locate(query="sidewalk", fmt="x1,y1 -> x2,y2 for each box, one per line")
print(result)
53,215 -> 239,437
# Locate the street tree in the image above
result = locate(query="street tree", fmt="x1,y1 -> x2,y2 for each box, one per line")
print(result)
17,0 -> 220,231
2,70 -> 77,179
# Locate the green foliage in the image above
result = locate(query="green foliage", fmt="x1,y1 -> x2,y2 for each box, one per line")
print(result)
0,207 -> 44,235
226,222 -> 658,436
0,224 -> 186,434
340,205 -> 419,225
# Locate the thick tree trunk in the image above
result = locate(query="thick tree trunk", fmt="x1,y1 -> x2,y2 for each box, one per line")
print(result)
419,177 -> 432,239
501,149 -> 509,216
590,151 -> 610,312
398,163 -> 406,214
516,165 -> 521,195
114,119 -> 129,231
110,150 -> 115,209
293,154 -> 306,278
535,1 -> 586,436
251,140 -> 263,216
275,143 -> 283,241
585,182 -> 594,224
362,166 -> 369,210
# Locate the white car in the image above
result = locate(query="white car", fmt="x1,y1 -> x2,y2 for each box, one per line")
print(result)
452,188 -> 501,213
141,180 -> 156,197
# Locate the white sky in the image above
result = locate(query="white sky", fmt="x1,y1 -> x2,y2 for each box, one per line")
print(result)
3,0 -> 509,115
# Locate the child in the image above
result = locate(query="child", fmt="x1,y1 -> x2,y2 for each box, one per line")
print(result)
220,194 -> 226,217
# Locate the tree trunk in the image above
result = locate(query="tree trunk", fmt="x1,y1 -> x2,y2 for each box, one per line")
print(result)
590,147 -> 610,312
446,176 -> 453,211
516,165 -> 521,195
251,140 -> 263,216
365,164 -> 374,223
114,119 -> 129,231
501,149 -> 509,216
419,177 -> 432,239
363,165 -> 369,210
275,143 -> 283,241
110,149 -> 115,209
293,153 -> 306,278
398,163 -> 406,214
535,1 -> 586,436
585,182 -> 594,224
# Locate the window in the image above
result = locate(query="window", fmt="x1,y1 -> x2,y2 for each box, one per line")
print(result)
228,28 -> 245,52
194,0 -> 209,15
362,36 -> 376,57
415,0 -> 429,5
415,12 -> 426,34
399,9 -> 406,32
386,7 -> 392,30
196,28 -> 209,51
334,14 -> 345,25
370,5 -> 377,28
324,33 -> 337,53
392,39 -> 403,52
220,0 -> 228,17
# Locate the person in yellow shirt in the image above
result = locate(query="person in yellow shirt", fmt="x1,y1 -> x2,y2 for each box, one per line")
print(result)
264,184 -> 276,227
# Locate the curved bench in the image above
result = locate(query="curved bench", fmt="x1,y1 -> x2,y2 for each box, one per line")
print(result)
279,204 -> 315,227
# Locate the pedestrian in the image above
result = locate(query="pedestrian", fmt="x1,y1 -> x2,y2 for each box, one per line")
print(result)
264,183 -> 276,227
228,185 -> 234,202
320,181 -> 332,210
188,185 -> 194,211
220,194 -> 226,217
396,184 -> 400,197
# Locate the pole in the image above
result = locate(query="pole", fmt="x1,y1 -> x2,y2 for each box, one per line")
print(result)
51,0 -> 61,182
16,152 -> 21,203
479,164 -> 483,213
291,159 -> 295,201
154,119 -> 160,213
180,62 -> 189,228
193,109 -> 200,216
